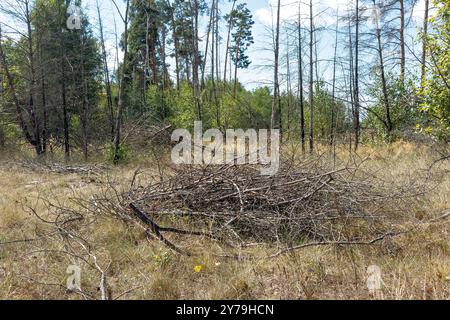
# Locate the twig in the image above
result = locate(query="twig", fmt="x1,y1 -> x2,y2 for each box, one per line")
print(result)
268,232 -> 403,258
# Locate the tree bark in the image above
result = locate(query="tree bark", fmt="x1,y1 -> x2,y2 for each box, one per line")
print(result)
59,0 -> 70,160
375,17 -> 393,141
271,0 -> 281,132
166,1 -> 180,91
420,0 -> 429,91
309,0 -> 314,153
97,0 -> 114,141
298,4 -> 305,153
25,0 -> 43,155
353,0 -> 360,151
223,0 -> 237,83
400,0 -> 406,86
113,0 -> 130,164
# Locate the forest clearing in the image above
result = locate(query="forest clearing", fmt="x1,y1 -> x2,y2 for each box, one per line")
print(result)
0,0 -> 449,302
0,141 -> 448,300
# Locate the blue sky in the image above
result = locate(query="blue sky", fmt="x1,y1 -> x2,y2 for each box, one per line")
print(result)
1,0 -> 429,95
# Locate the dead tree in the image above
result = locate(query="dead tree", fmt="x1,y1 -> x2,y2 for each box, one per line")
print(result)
399,0 -> 406,86
96,0 -> 114,142
309,0 -> 314,153
354,0 -> 360,151
330,9 -> 339,147
0,1 -> 43,156
113,0 -> 130,164
420,0 -> 429,91
374,0 -> 393,141
271,0 -> 281,133
58,0 -> 70,160
223,0 -> 237,83
297,3 -> 305,153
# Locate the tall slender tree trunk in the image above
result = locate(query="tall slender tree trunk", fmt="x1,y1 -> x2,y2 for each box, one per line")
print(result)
25,0 -> 43,156
420,0 -> 429,91
330,10 -> 339,147
271,0 -> 281,132
211,0 -> 221,128
400,0 -> 406,86
354,0 -> 360,151
166,1 -> 180,91
58,0 -> 70,161
201,0 -> 215,89
39,42 -> 48,154
223,0 -> 237,83
348,15 -> 355,151
309,0 -> 314,153
189,0 -> 202,121
215,0 -> 220,82
113,0 -> 130,163
375,15 -> 393,141
97,0 -> 114,141
298,5 -> 305,153
80,30 -> 89,161
286,33 -> 292,141
233,33 -> 241,98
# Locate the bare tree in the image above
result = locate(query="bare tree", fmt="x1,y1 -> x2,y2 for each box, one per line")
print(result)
0,0 -> 44,156
374,0 -> 393,141
113,0 -> 130,164
223,0 -> 237,83
297,3 -> 305,153
96,0 -> 114,142
309,0 -> 314,153
399,0 -> 406,86
354,0 -> 360,151
330,9 -> 339,147
271,0 -> 281,132
420,0 -> 429,91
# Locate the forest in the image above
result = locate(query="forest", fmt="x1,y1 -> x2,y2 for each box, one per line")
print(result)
0,0 -> 449,300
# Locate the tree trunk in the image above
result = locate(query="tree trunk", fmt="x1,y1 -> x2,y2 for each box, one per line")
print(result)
97,0 -> 114,141
58,0 -> 70,160
223,0 -> 237,83
211,0 -> 221,128
113,0 -> 130,164
298,4 -> 305,153
271,0 -> 281,132
420,0 -> 429,91
400,0 -> 406,86
201,0 -> 215,89
39,42 -> 48,154
80,30 -> 89,161
348,16 -> 355,151
330,11 -> 339,147
375,21 -> 393,141
0,27 -> 37,150
25,0 -> 43,156
354,0 -> 360,151
189,0 -> 202,121
309,0 -> 314,153
233,33 -> 241,98
166,1 -> 180,91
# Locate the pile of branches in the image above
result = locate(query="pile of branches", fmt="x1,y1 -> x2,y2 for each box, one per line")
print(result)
118,158 -> 418,252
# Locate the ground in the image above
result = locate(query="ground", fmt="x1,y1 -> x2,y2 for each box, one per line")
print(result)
0,141 -> 449,300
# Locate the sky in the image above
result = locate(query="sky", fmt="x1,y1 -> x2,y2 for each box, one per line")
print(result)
1,0 -> 430,93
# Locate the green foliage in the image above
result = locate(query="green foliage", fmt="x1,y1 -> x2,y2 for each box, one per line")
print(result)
419,0 -> 450,140
367,74 -> 420,140
107,142 -> 130,163
226,3 -> 255,70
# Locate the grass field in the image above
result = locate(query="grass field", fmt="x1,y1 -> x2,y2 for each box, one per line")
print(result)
0,141 -> 449,300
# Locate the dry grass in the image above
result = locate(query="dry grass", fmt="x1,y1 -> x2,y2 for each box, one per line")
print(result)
0,141 -> 449,300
